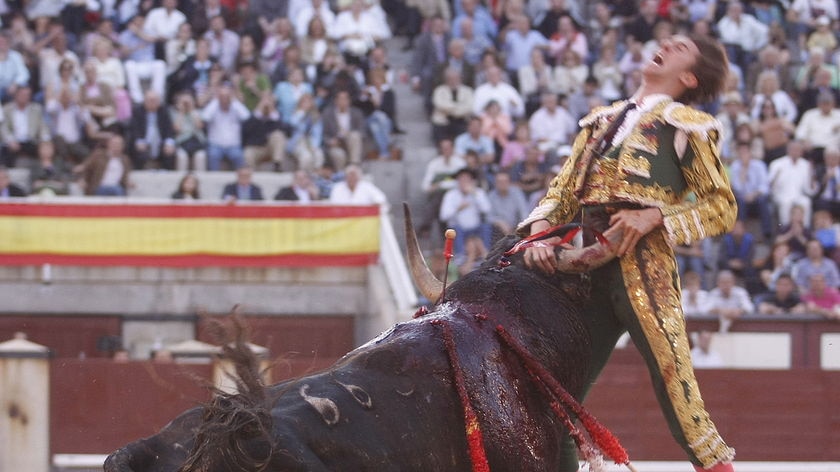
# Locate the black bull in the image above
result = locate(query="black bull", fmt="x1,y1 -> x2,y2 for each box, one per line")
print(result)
105,214 -> 624,472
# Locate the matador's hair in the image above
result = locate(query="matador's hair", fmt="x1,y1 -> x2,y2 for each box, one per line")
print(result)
678,35 -> 729,105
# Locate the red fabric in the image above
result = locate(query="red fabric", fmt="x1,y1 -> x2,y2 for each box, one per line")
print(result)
694,463 -> 735,472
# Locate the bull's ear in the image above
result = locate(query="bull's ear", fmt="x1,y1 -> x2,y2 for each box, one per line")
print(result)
403,203 -> 443,301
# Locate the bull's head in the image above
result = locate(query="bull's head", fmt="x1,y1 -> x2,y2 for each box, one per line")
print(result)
403,204 -> 622,302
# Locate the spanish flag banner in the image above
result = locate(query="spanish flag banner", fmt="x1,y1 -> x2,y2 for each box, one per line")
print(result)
0,202 -> 381,267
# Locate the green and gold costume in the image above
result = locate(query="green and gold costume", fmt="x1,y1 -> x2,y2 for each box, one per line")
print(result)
518,95 -> 737,468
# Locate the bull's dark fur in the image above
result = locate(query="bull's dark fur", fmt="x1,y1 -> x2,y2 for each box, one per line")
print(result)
105,236 -> 599,472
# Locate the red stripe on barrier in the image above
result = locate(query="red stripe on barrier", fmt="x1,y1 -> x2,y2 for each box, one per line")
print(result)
0,203 -> 380,219
0,253 -> 379,267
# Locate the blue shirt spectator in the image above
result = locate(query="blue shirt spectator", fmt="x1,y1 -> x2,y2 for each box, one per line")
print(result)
793,239 -> 840,290
502,16 -> 548,74
0,35 -> 30,101
452,0 -> 498,43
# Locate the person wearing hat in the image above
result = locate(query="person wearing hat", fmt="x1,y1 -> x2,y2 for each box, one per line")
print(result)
519,34 -> 737,471
439,166 -> 493,272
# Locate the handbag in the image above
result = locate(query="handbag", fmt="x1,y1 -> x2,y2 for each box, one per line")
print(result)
179,135 -> 205,155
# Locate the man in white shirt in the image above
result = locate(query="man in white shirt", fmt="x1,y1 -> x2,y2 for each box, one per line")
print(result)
201,85 -> 250,170
294,0 -> 336,37
690,331 -> 725,368
144,0 -> 186,42
795,91 -> 840,163
528,92 -> 576,159
439,167 -> 493,263
716,1 -> 768,71
768,140 -> 818,225
203,15 -> 240,73
329,164 -> 388,206
1,86 -> 51,167
472,66 -> 525,118
706,270 -> 755,333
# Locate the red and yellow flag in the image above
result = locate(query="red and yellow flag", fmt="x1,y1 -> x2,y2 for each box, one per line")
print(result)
0,202 -> 381,267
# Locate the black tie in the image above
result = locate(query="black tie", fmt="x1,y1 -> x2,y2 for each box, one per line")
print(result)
574,101 -> 636,198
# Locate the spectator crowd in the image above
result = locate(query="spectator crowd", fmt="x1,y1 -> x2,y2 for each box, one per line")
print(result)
1,0 -> 840,323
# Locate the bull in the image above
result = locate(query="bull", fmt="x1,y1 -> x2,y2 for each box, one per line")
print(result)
104,206 -> 626,472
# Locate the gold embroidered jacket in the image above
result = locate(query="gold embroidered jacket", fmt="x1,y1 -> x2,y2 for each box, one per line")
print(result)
517,98 -> 737,244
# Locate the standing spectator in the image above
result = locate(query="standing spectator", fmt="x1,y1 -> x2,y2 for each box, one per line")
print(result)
409,16 -> 450,114
756,274 -> 805,315
322,90 -> 365,169
221,166 -> 264,201
502,15 -> 547,85
716,1 -> 769,72
801,273 -> 840,319
329,164 -> 388,205
242,95 -> 288,171
488,170 -> 529,237
1,86 -> 51,168
792,239 -> 840,290
203,15 -> 240,73
76,134 -> 132,196
0,33 -> 29,102
472,66 -> 524,118
128,90 -> 177,170
170,92 -> 208,171
451,0 -> 497,44
795,92 -> 840,165
768,140 -> 817,226
286,93 -> 325,172
121,13 -> 168,103
815,147 -> 840,215
439,167 -> 493,272
706,270 -> 755,333
729,141 -> 773,240
0,166 -> 26,198
528,92 -> 576,159
431,67 -> 474,142
275,170 -> 319,202
202,84 -> 250,170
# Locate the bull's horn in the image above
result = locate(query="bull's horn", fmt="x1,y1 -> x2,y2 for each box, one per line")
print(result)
403,203 -> 443,301
554,229 -> 623,273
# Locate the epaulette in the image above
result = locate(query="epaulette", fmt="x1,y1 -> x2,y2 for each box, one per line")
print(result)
662,102 -> 722,141
578,100 -> 629,128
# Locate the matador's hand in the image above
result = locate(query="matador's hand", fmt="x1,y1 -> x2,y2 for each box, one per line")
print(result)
606,208 -> 663,257
523,219 -> 560,274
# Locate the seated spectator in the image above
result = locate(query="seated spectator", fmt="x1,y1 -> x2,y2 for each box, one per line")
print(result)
719,220 -> 761,291
275,170 -> 319,202
79,60 -> 119,141
801,273 -> 840,320
518,49 -> 555,118
298,16 -> 331,70
774,204 -> 812,259
273,66 -> 313,121
715,92 -> 752,161
45,87 -> 88,165
331,0 -> 391,62
294,0 -> 335,39
329,164 -> 388,205
120,13 -> 168,104
39,31 -> 81,96
488,171 -> 529,238
431,67 -> 474,142
235,61 -> 272,112
501,14 -> 547,83
499,121 -> 530,170
168,38 -> 216,99
807,16 -> 837,52
0,32 -> 30,103
419,138 -> 467,233
363,65 -> 402,134
552,49 -> 587,96
682,270 -> 710,315
143,0 -> 187,47
717,1 -> 768,73
768,141 -> 817,227
755,95 -> 794,163
170,92 -> 207,172
510,145 -> 549,200
750,70 -> 798,125
528,92 -> 576,162
0,166 -> 26,198
797,66 -> 840,121
439,167 -> 493,273
706,270 -> 755,332
202,84 -> 250,170
30,141 -> 71,196
90,38 -> 132,122
792,239 -> 840,291
756,274 -> 805,315
314,162 -> 343,199
729,142 -> 773,240
690,330 -> 724,369
1,86 -> 51,168
286,93 -> 326,172
165,23 -> 196,76
203,15 -> 240,73
452,0 -> 497,45
813,209 -> 840,263
675,240 -> 708,285
472,65 -> 525,119
815,147 -> 840,215
128,90 -> 177,170
171,173 -> 201,200
75,134 -> 132,196
591,39 -> 622,102
567,76 -> 606,123
454,116 -> 494,165
795,91 -> 840,166
322,90 -> 365,169
235,35 -> 260,67
479,100 -> 513,157
242,95 -> 288,171
221,166 -> 263,201
355,69 -> 394,160
547,14 -> 588,67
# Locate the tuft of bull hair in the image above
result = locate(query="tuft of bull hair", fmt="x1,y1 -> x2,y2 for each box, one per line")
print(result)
176,309 -> 276,472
